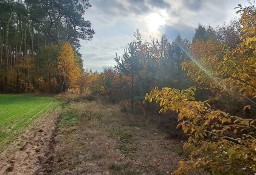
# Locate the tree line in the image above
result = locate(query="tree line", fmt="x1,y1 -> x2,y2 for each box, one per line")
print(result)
86,20 -> 242,112
0,0 -> 94,93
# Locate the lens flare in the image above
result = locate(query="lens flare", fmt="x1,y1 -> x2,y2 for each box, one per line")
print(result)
175,41 -> 256,105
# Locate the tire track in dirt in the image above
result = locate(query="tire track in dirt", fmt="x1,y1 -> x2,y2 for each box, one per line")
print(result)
0,109 -> 60,175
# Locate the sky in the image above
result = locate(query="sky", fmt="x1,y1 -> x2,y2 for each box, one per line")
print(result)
80,0 -> 249,72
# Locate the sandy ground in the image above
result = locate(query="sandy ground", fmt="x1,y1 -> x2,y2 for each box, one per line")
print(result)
0,109 -> 60,175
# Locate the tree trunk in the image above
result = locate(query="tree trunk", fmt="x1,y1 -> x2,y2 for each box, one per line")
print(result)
0,38 -> 3,65
31,25 -> 34,57
131,74 -> 134,111
16,69 -> 20,92
4,13 -> 13,70
24,28 -> 27,56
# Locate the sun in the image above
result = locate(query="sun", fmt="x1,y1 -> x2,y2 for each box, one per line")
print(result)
146,11 -> 168,34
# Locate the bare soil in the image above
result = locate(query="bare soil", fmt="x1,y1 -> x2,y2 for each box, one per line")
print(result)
0,109 -> 60,175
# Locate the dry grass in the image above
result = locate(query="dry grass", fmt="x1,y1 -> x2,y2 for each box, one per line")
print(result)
49,100 -> 184,175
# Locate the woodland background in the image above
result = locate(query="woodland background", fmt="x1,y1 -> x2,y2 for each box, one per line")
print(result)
0,0 -> 256,174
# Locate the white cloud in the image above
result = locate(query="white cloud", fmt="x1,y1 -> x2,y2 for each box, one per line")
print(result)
81,0 -> 249,71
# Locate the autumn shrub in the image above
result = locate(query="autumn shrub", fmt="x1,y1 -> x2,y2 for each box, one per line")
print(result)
119,99 -> 131,113
105,75 -> 131,103
146,87 -> 256,175
78,94 -> 96,102
84,69 -> 132,104
157,112 -> 186,140
56,92 -> 97,107
56,92 -> 79,105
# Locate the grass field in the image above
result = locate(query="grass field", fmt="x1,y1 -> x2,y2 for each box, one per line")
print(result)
0,94 -> 60,151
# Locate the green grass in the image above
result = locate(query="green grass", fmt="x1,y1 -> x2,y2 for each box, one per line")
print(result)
108,128 -> 137,155
0,94 -> 60,151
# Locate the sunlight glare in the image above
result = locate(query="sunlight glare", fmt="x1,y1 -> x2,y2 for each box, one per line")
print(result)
146,11 -> 168,34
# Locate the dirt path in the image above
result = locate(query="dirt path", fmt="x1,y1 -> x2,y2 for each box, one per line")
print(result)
50,101 -> 183,175
0,109 -> 60,175
0,101 -> 184,175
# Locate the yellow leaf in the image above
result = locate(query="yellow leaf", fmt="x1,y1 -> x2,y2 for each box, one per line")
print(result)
243,105 -> 251,111
234,129 -> 237,134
